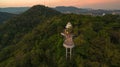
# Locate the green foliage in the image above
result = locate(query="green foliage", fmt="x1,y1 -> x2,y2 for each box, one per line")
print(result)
0,5 -> 120,67
0,12 -> 15,24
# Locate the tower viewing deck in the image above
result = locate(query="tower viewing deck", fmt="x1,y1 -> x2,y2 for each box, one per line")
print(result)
61,22 -> 74,60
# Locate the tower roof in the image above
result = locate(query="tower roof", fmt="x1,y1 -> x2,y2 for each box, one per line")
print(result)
66,22 -> 72,29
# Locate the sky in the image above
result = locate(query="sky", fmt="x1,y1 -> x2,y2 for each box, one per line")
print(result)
0,0 -> 120,9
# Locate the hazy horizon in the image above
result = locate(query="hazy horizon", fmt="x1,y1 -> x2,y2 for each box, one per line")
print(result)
0,0 -> 120,10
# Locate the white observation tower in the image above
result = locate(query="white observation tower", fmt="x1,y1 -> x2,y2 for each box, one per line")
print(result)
61,22 -> 75,60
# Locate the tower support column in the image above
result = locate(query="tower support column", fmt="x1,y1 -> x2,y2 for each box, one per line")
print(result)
66,48 -> 67,59
70,48 -> 72,60
65,48 -> 73,60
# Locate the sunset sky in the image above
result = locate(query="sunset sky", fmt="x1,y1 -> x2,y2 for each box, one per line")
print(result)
0,0 -> 120,9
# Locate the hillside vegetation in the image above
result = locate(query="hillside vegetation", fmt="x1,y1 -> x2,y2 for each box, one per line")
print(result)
0,5 -> 120,67
0,12 -> 15,24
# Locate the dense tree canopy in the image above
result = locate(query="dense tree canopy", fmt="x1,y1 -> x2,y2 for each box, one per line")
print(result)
0,12 -> 15,24
0,5 -> 120,67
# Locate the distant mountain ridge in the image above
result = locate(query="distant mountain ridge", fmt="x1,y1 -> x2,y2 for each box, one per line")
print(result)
55,6 -> 88,14
55,6 -> 120,15
0,6 -> 120,15
0,7 -> 29,14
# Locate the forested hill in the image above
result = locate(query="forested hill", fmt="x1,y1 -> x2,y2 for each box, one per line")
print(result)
0,5 -> 61,48
0,12 -> 15,24
0,5 -> 120,67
